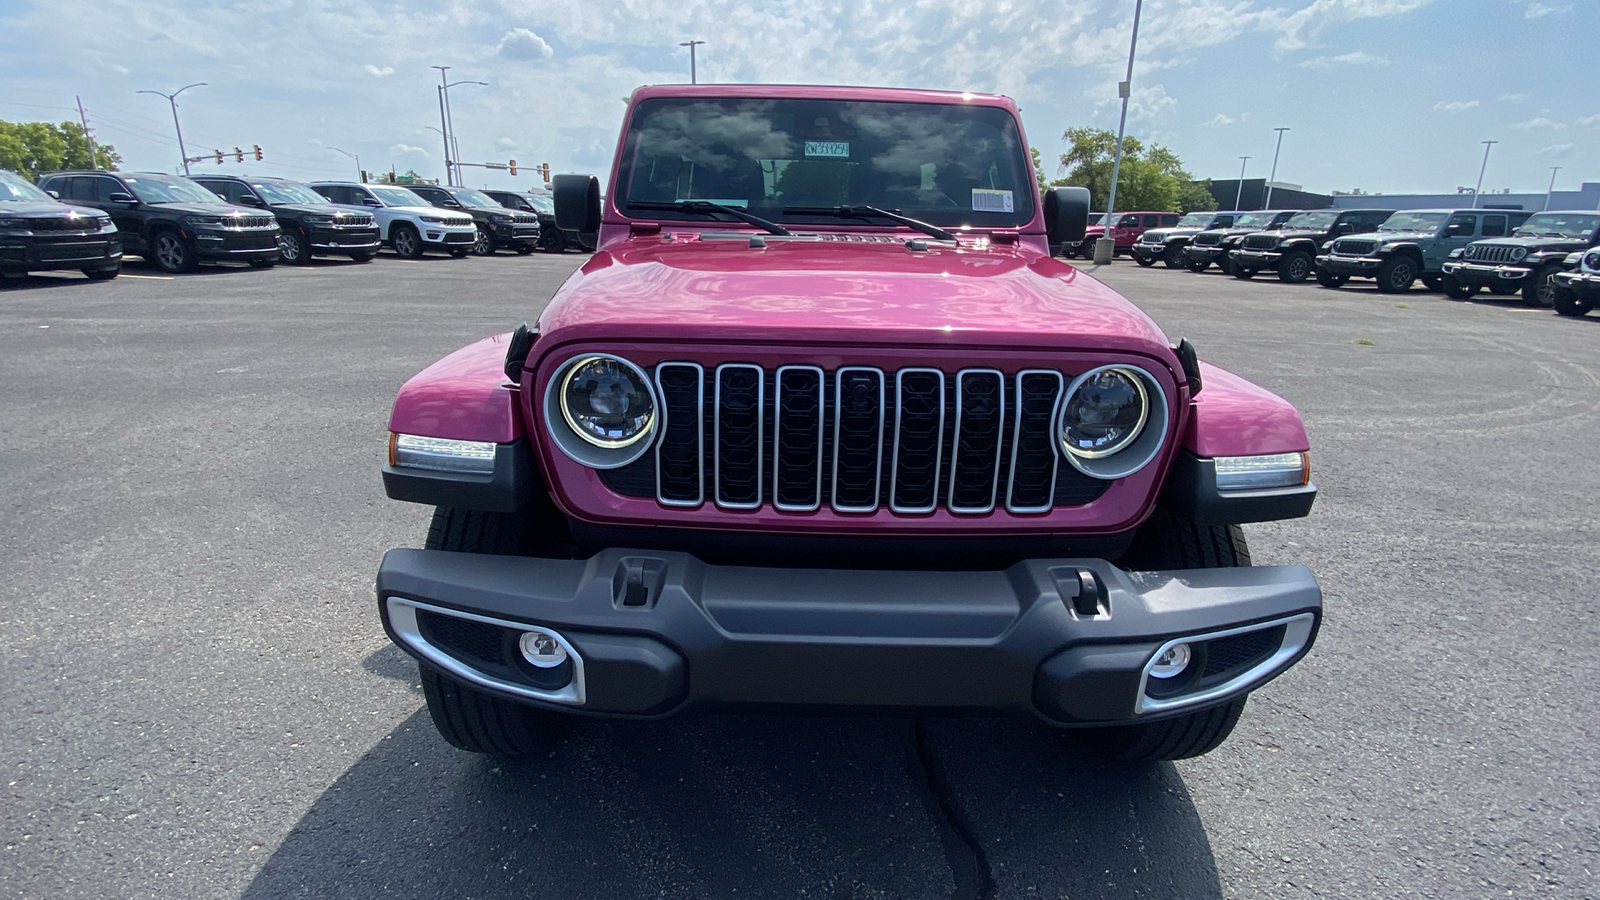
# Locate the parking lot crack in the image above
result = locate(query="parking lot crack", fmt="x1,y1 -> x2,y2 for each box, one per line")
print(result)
910,719 -> 993,900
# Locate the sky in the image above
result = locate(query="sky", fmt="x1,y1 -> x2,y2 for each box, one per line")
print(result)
1,0 -> 1593,198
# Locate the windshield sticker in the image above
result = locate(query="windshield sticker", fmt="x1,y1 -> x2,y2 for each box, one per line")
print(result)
972,189 -> 1014,213
804,141 -> 850,158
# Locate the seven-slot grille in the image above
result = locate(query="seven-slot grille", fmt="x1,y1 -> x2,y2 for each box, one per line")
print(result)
332,214 -> 375,228
1331,238 -> 1377,256
1242,234 -> 1280,250
609,363 -> 1112,515
225,215 -> 277,229
1192,232 -> 1222,246
20,217 -> 97,232
1464,243 -> 1522,263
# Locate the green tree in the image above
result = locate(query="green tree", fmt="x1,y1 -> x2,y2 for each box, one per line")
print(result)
1029,146 -> 1047,193
0,120 -> 119,181
1057,127 -> 1212,212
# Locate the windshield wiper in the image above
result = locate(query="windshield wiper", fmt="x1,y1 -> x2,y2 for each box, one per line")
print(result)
782,205 -> 956,242
626,200 -> 790,235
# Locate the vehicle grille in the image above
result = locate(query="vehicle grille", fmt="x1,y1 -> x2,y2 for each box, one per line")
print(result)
36,238 -> 114,261
444,231 -> 475,244
1332,239 -> 1377,256
1192,232 -> 1221,247
20,217 -> 96,232
603,363 -> 1110,515
513,214 -> 538,225
333,214 -> 374,228
1464,243 -> 1522,263
226,215 -> 276,229
1137,232 -> 1165,245
1243,234 -> 1279,250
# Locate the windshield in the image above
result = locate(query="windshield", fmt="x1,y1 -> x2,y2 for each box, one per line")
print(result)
1176,213 -> 1211,227
1087,213 -> 1104,226
123,174 -> 225,204
1283,211 -> 1339,230
1378,211 -> 1447,233
0,171 -> 54,202
370,185 -> 426,207
525,194 -> 554,214
1513,212 -> 1600,238
251,180 -> 329,205
617,97 -> 1035,228
1230,212 -> 1279,228
451,188 -> 500,208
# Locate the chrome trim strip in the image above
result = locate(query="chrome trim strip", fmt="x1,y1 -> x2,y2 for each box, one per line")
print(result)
386,596 -> 587,706
654,362 -> 705,508
1135,613 -> 1316,715
714,363 -> 765,510
889,367 -> 946,514
1004,369 -> 1064,515
830,366 -> 885,513
947,368 -> 1005,514
773,364 -> 825,512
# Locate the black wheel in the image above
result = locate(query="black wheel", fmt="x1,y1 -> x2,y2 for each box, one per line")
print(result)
1232,265 -> 1256,280
248,258 -> 276,269
1076,241 -> 1094,260
1187,258 -> 1208,273
83,267 -> 119,281
390,224 -> 424,259
472,228 -> 494,256
151,230 -> 197,273
1217,254 -> 1235,276
1276,250 -> 1313,284
420,665 -> 559,757
540,229 -> 568,253
278,228 -> 310,264
1162,244 -> 1187,269
348,251 -> 375,263
1420,275 -> 1443,293
1375,256 -> 1417,294
450,248 -> 470,258
1552,285 -> 1592,317
1315,268 -> 1348,289
1441,275 -> 1478,300
1485,283 -> 1518,296
515,244 -> 535,255
1525,264 -> 1562,308
1134,253 -> 1157,268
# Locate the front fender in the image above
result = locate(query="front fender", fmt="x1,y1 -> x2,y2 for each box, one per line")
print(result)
389,334 -> 523,442
1182,362 -> 1309,457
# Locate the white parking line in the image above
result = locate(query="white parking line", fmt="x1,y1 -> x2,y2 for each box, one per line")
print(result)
119,274 -> 175,280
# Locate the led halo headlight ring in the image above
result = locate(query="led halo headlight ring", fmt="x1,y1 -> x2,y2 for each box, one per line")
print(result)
543,353 -> 660,469
1054,364 -> 1169,481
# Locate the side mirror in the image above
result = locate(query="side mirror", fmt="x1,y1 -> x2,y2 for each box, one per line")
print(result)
553,173 -> 602,233
442,199 -> 461,208
1043,186 -> 1090,246
363,197 -> 382,207
238,195 -> 264,207
107,192 -> 137,205
47,190 -> 60,200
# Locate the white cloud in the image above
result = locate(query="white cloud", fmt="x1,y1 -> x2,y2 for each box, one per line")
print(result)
1516,0 -> 1572,17
363,64 -> 394,78
1514,117 -> 1565,130
389,143 -> 429,158
1204,112 -> 1251,127
1299,50 -> 1388,69
1499,93 -> 1528,102
1576,114 -> 1600,127
1537,143 -> 1576,160
495,137 -> 517,150
1264,0 -> 1439,52
1434,100 -> 1480,111
497,28 -> 553,61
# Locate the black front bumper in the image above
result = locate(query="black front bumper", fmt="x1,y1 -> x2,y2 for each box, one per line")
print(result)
308,226 -> 381,253
1315,255 -> 1383,277
377,548 -> 1320,726
1231,249 -> 1282,269
0,233 -> 122,272
1553,269 -> 1600,298
1185,244 -> 1227,264
191,227 -> 281,262
1441,260 -> 1534,286
1130,243 -> 1168,263
491,222 -> 540,248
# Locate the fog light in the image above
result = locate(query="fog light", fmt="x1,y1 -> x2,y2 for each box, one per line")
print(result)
519,630 -> 568,668
1148,643 -> 1191,679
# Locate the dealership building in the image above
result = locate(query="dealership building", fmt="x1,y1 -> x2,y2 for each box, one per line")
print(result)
1207,178 -> 1600,212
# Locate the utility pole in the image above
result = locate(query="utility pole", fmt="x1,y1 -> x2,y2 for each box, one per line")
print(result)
1235,156 -> 1251,210
1545,166 -> 1561,211
1263,127 -> 1289,209
136,83 -> 207,175
330,147 -> 361,182
680,40 -> 705,84
75,96 -> 99,168
431,67 -> 452,184
1095,0 -> 1142,265
1472,140 -> 1497,209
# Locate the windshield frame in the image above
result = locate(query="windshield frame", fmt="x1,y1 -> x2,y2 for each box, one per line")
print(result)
1512,212 -> 1600,239
1376,211 -> 1448,233
369,185 -> 427,207
0,171 -> 56,203
1282,210 -> 1339,230
251,180 -> 330,206
1175,213 -> 1212,228
1229,212 -> 1281,229
123,174 -> 228,205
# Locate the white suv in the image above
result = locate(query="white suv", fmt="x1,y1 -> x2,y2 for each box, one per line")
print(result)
307,182 -> 477,258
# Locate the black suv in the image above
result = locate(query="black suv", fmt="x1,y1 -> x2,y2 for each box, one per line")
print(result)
1183,210 -> 1295,274
481,189 -> 575,252
38,170 -> 281,273
0,169 -> 122,281
404,184 -> 539,255
1230,208 -> 1394,283
193,174 -> 381,264
1440,210 -> 1600,306
1130,210 -> 1240,268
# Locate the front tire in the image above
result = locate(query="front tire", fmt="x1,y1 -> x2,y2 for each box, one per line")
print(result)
151,230 -> 197,273
390,224 -> 424,259
348,251 -> 375,263
1187,258 -> 1208,273
1442,275 -> 1478,300
1421,275 -> 1443,293
1276,250 -> 1313,284
1162,244 -> 1187,268
248,258 -> 276,269
540,229 -> 567,253
473,227 -> 494,256
1525,264 -> 1562,308
1134,253 -> 1157,268
1315,268 -> 1348,289
1375,256 -> 1417,294
278,228 -> 310,264
83,267 -> 119,281
1552,284 -> 1593,317
450,248 -> 470,258
1232,265 -> 1256,280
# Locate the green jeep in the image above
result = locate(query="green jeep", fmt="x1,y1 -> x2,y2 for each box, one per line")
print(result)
1315,209 -> 1532,293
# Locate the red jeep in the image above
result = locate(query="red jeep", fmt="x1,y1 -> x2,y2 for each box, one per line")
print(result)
1070,211 -> 1181,258
378,84 -> 1321,763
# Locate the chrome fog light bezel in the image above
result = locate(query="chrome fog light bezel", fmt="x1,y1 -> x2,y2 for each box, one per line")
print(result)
1214,452 -> 1309,493
1136,613 -> 1316,715
390,433 -> 497,474
386,597 -> 586,706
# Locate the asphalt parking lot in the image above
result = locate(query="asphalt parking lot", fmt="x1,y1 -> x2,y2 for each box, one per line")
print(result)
3,250 -> 1598,900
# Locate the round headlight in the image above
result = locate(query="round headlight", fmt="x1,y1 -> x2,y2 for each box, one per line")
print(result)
1510,247 -> 1527,262
559,356 -> 656,449
1584,251 -> 1600,271
1059,367 -> 1148,459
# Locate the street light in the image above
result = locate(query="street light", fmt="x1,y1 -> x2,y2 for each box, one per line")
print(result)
432,67 -> 487,186
136,83 -> 207,175
680,40 -> 705,84
1472,140 -> 1498,209
330,147 -> 361,182
1545,166 -> 1561,211
1235,156 -> 1251,210
1096,0 -> 1143,265
1263,127 -> 1289,209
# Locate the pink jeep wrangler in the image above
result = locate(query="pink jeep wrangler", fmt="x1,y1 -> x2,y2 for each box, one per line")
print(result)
377,84 -> 1321,763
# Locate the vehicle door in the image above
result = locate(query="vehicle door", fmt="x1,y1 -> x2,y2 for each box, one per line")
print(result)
91,176 -> 147,253
1432,213 -> 1480,269
1328,213 -> 1363,243
346,186 -> 392,234
193,179 -> 228,201
1110,213 -> 1140,246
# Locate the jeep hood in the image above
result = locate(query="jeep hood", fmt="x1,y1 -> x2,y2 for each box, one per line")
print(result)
536,238 -> 1172,355
1482,235 -> 1587,251
148,201 -> 257,217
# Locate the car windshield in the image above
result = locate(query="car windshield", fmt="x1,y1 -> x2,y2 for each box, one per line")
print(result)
1087,213 -> 1104,226
451,189 -> 500,208
1283,211 -> 1339,230
251,181 -> 328,205
370,185 -> 426,207
0,171 -> 54,202
123,174 -> 225,204
1378,211 -> 1448,233
525,194 -> 554,214
617,97 -> 1035,228
1513,212 -> 1600,238
1228,212 -> 1278,228
1176,213 -> 1211,227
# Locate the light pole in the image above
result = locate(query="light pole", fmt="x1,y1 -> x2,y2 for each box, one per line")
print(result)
1263,127 -> 1289,209
136,83 -> 207,175
1095,0 -> 1143,265
431,67 -> 452,183
433,69 -> 487,186
330,147 -> 361,181
680,40 -> 705,84
1235,156 -> 1251,210
1545,166 -> 1561,211
1472,140 -> 1498,209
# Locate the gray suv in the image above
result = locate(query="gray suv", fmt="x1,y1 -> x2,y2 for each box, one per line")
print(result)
1315,209 -> 1532,293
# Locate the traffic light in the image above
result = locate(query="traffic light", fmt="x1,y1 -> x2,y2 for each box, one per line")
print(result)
540,162 -> 550,183
215,150 -> 224,165
234,147 -> 244,162
360,170 -> 368,184
252,145 -> 263,161
508,159 -> 517,176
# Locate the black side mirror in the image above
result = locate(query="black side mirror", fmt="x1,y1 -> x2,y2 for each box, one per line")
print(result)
442,199 -> 461,208
1043,186 -> 1090,246
107,192 -> 137,205
238,195 -> 264,207
363,197 -> 382,207
554,174 -> 602,233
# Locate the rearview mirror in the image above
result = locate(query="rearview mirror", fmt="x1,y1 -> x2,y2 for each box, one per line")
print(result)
107,192 -> 137,205
553,174 -> 602,233
1043,186 -> 1090,246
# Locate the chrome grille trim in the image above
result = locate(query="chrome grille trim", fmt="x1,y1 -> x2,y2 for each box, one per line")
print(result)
654,362 -> 705,508
888,367 -> 946,514
714,363 -> 764,510
1005,369 -> 1064,515
947,368 -> 1005,514
773,365 -> 825,512
830,367 -> 885,514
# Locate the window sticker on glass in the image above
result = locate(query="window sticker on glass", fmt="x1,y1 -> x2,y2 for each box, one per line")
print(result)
803,141 -> 850,158
972,189 -> 1014,213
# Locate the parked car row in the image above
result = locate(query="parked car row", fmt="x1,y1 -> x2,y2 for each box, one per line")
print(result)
0,168 -> 578,281
1092,199 -> 1600,315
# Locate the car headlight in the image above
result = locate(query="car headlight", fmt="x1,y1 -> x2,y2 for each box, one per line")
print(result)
96,217 -> 115,231
489,213 -> 513,224
419,214 -> 445,224
302,214 -> 333,225
544,354 -> 659,468
1510,247 -> 1527,262
388,434 -> 496,474
1584,250 -> 1600,271
184,215 -> 225,227
1214,452 -> 1310,493
1056,365 -> 1168,480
